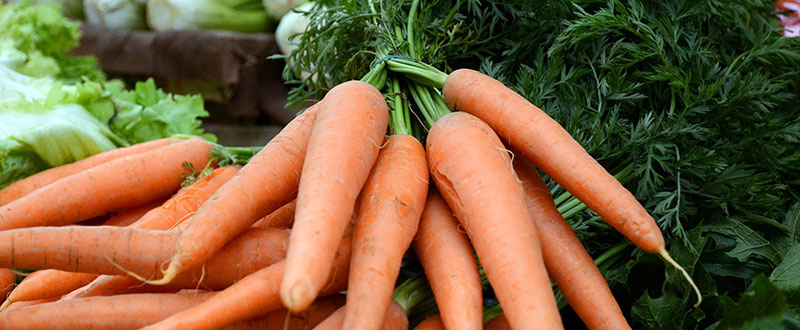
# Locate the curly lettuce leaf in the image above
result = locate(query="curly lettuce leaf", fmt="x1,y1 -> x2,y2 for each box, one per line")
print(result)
0,1 -> 104,81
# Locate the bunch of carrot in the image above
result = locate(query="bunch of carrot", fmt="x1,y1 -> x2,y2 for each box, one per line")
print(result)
0,62 -> 697,329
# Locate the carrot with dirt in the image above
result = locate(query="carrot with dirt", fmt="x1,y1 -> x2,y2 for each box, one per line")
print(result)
425,110 -> 561,329
0,226 -> 289,287
412,189 -> 482,330
0,166 -> 240,309
342,77 -> 429,330
437,67 -> 700,306
146,106 -> 318,287
281,80 -> 389,313
514,158 -> 631,329
140,228 -> 354,330
0,291 -> 216,330
0,137 -> 174,206
0,137 -> 214,230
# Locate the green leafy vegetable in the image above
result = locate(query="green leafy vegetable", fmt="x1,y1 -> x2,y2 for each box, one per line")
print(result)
0,1 -> 104,81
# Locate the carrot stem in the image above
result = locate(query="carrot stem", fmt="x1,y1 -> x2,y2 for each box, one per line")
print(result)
392,278 -> 433,313
407,0 -> 421,58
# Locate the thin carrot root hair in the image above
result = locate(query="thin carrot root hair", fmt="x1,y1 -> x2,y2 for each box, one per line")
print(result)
104,256 -> 159,283
658,249 -> 702,307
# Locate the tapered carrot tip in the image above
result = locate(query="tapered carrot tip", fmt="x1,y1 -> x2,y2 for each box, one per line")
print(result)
281,279 -> 313,312
659,248 -> 702,308
0,299 -> 10,312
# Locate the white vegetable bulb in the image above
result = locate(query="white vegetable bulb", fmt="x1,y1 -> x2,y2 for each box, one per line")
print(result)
83,0 -> 147,30
263,0 -> 306,21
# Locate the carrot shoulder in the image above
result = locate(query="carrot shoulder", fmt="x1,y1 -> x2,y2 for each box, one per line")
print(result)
0,137 -> 213,230
426,112 -> 561,329
413,189 -> 482,330
281,80 -> 389,312
343,134 -> 428,330
443,68 -> 700,306
515,159 -> 630,330
0,137 -> 173,206
151,106 -> 318,286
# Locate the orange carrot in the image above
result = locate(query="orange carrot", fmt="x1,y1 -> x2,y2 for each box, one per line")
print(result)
282,81 -> 389,313
413,189 -> 482,330
413,314 -> 445,330
0,226 -> 289,286
0,291 -> 216,329
314,299 -> 408,330
0,137 -> 213,230
252,198 -> 297,229
221,294 -> 346,330
343,134 -> 428,330
2,166 -> 239,309
0,268 -> 13,304
0,138 -> 174,206
151,107 -> 319,286
0,271 -> 97,311
443,68 -> 700,305
129,165 -> 241,231
484,314 -> 511,330
141,228 -> 354,330
101,199 -> 166,227
2,297 -> 60,312
426,111 -> 561,329
515,159 -> 631,330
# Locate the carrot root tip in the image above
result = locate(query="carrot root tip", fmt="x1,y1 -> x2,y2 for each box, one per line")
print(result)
0,298 -> 11,312
283,281 -> 312,313
659,249 -> 702,308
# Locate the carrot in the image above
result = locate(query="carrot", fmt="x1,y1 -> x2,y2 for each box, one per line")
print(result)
129,165 -> 241,231
484,314 -> 511,330
313,299 -> 408,330
0,268 -> 13,304
0,137 -> 214,230
1,166 -> 239,309
2,297 -> 60,312
0,138 -> 174,206
443,68 -> 700,306
413,314 -> 444,330
150,106 -> 319,286
101,199 -> 166,227
426,111 -> 561,329
515,159 -> 631,329
412,189 -> 482,330
0,271 -> 97,311
0,226 -> 289,287
282,80 -> 389,313
252,198 -> 297,229
141,228 -> 354,330
221,294 -> 347,330
342,134 -> 428,330
0,291 -> 216,330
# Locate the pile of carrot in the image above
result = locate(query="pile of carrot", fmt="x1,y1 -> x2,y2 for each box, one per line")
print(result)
0,66 -> 698,329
